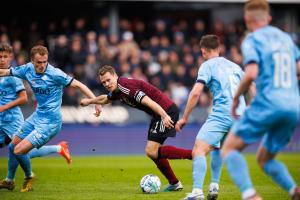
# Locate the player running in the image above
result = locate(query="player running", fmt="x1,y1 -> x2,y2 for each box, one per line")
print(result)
80,65 -> 192,192
221,0 -> 300,200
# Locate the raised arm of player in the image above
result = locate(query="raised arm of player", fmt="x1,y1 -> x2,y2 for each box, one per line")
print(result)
140,95 -> 174,129
0,68 -> 11,77
0,90 -> 27,113
70,79 -> 102,117
80,95 -> 111,106
232,63 -> 258,118
175,82 -> 204,132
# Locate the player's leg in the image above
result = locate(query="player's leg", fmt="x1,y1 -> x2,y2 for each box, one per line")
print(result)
209,149 -> 222,200
145,140 -> 183,191
28,141 -> 72,164
184,140 -> 214,200
259,117 -> 299,199
158,145 -> 192,160
222,133 -> 259,200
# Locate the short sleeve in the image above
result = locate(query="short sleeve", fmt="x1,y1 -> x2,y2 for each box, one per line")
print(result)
14,77 -> 25,92
197,63 -> 211,84
241,36 -> 260,65
10,64 -> 27,80
52,68 -> 73,86
294,43 -> 300,62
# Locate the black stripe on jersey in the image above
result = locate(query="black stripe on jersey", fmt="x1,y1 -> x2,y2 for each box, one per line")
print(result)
134,90 -> 146,103
65,78 -> 74,87
196,79 -> 206,85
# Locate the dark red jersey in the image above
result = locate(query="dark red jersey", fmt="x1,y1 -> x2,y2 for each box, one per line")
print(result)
107,77 -> 173,116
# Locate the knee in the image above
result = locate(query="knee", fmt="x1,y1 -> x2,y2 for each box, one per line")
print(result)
145,146 -> 158,159
14,145 -> 25,155
256,154 -> 268,169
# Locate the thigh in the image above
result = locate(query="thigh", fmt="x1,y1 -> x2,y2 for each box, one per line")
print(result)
262,119 -> 297,154
27,121 -> 62,149
231,107 -> 272,144
197,117 -> 231,148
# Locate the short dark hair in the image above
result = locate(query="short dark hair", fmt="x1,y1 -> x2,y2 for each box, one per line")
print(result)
98,65 -> 117,76
199,35 -> 220,50
30,45 -> 48,59
0,43 -> 13,54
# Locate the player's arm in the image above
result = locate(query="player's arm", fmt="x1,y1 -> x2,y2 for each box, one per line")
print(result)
243,82 -> 256,105
140,95 -> 174,129
297,60 -> 300,81
0,90 -> 27,113
176,82 -> 204,131
70,79 -> 102,117
232,63 -> 258,118
80,95 -> 111,106
0,69 -> 11,77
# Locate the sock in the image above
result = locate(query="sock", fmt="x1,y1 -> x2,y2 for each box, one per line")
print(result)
224,150 -> 253,193
263,159 -> 296,192
193,155 -> 207,189
158,145 -> 192,160
12,145 -> 32,178
28,145 -> 60,158
152,158 -> 178,184
210,149 -> 222,183
7,143 -> 19,180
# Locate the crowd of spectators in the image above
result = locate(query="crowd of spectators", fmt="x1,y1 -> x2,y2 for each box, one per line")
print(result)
1,16 -> 299,110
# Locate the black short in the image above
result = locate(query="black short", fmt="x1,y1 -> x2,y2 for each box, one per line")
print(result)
147,104 -> 179,144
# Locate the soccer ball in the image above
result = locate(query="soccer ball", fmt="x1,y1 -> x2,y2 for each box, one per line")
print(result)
140,174 -> 161,194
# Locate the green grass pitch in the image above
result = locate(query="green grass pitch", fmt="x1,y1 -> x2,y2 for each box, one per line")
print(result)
0,154 -> 299,200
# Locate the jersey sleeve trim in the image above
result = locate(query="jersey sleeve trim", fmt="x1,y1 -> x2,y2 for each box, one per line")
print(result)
196,79 -> 206,85
16,88 -> 26,93
65,78 -> 74,87
9,68 -> 13,76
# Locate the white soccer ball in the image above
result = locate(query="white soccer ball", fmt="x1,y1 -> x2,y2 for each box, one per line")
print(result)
140,174 -> 161,194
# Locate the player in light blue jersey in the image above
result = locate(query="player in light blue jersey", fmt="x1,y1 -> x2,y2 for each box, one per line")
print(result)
176,35 -> 246,200
221,1 -> 300,200
0,45 -> 101,192
0,43 -> 73,191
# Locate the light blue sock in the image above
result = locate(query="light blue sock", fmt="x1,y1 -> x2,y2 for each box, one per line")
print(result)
13,148 -> 32,178
7,144 -> 19,180
264,159 -> 296,192
29,145 -> 59,158
193,155 -> 207,189
224,150 -> 253,192
210,149 -> 222,183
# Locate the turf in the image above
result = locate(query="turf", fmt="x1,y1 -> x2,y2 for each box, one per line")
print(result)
0,154 -> 299,200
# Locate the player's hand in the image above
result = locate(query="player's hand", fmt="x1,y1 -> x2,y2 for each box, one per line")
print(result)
175,118 -> 187,132
162,115 -> 174,129
80,98 -> 91,107
94,105 -> 102,117
232,96 -> 240,119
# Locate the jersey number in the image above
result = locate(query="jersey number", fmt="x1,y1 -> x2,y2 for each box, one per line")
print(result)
273,52 -> 292,88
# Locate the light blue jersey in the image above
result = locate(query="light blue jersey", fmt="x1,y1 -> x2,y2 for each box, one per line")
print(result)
0,76 -> 25,142
197,57 -> 246,118
10,63 -> 73,121
232,25 -> 300,153
196,57 -> 246,148
10,63 -> 73,148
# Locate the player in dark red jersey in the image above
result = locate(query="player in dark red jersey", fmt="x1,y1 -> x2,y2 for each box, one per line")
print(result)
80,65 -> 192,191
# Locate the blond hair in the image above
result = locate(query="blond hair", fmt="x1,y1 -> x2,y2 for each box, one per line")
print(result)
244,0 -> 270,21
30,45 -> 48,59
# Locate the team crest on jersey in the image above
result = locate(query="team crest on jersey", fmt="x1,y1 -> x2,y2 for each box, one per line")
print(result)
41,75 -> 48,81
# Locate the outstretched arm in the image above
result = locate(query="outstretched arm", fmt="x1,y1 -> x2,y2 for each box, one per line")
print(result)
0,90 -> 27,112
80,95 -> 111,106
176,82 -> 204,131
141,95 -> 174,129
0,69 -> 11,77
70,79 -> 102,117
